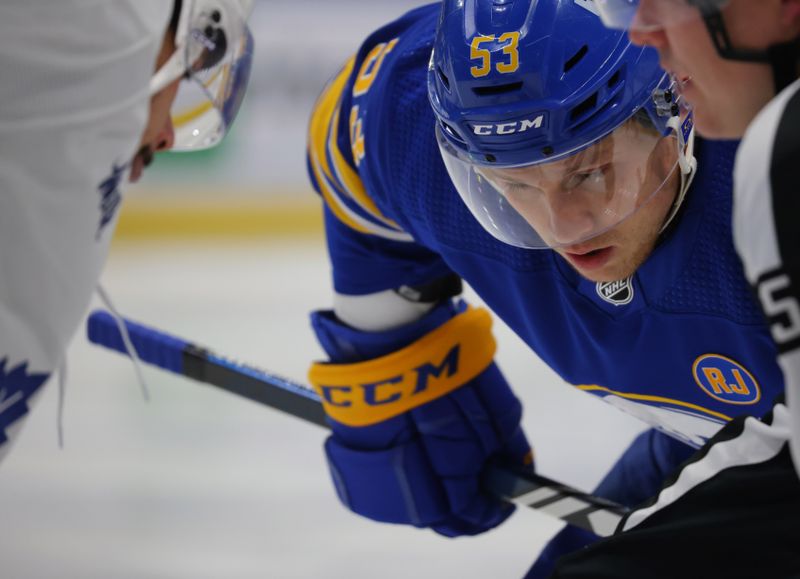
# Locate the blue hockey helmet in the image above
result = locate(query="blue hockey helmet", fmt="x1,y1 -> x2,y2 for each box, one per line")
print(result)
428,0 -> 696,250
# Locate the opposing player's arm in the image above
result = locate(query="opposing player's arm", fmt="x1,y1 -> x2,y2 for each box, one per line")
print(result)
0,2 -> 169,459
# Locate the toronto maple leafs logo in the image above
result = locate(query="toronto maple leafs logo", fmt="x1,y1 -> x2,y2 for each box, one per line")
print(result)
0,358 -> 49,445
96,163 -> 125,240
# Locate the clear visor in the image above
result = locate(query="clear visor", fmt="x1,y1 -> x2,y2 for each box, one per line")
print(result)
150,2 -> 254,151
438,83 -> 694,250
595,0 -> 729,32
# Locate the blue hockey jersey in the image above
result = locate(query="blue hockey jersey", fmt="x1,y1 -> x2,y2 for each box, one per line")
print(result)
306,3 -> 784,449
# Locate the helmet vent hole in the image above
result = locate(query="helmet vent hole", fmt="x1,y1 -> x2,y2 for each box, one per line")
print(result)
437,67 -> 451,91
607,70 -> 621,88
569,92 -> 598,122
564,45 -> 589,73
473,81 -> 523,96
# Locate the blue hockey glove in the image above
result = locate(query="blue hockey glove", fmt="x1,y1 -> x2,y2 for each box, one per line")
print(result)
308,300 -> 533,537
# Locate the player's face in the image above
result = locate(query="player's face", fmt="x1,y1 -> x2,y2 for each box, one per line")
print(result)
129,30 -> 182,183
628,0 -> 787,139
483,122 -> 679,282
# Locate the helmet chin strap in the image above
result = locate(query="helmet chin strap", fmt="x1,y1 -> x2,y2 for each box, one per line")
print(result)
659,117 -> 697,235
698,2 -> 800,94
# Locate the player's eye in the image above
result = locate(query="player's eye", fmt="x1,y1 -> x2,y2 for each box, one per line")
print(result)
564,165 -> 610,191
504,181 -> 530,192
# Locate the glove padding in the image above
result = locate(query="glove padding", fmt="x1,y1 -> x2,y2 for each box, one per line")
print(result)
309,300 -> 532,537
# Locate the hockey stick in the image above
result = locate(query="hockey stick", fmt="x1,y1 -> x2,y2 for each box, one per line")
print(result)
86,309 -> 628,536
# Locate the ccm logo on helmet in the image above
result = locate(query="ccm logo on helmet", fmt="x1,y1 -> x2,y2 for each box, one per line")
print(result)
472,115 -> 544,136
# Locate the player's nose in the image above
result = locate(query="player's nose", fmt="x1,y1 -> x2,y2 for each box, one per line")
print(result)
545,192 -> 597,246
627,1 -> 669,49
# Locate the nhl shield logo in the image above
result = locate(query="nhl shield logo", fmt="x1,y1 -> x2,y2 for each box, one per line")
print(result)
596,277 -> 634,306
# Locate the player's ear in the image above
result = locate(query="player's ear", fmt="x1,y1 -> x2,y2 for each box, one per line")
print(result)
780,0 -> 800,36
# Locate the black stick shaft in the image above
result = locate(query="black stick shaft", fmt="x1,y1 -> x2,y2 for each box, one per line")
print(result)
86,309 -> 628,536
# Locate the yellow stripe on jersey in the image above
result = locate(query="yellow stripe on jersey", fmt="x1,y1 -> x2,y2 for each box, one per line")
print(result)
353,38 -> 399,97
307,57 -> 412,241
308,59 -> 368,233
309,307 -> 496,427
327,105 -> 404,232
577,384 -> 733,422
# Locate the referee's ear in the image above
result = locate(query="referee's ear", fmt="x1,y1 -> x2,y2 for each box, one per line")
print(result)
780,0 -> 800,39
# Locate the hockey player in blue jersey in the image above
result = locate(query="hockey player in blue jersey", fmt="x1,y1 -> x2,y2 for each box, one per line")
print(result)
305,0 -> 786,575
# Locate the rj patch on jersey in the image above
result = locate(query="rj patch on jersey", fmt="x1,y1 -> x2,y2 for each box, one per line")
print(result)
692,354 -> 761,405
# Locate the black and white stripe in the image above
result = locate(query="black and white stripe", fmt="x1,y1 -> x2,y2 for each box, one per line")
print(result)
514,485 -> 625,538
734,77 -> 800,489
770,81 -> 800,277
551,400 -> 800,578
483,465 -> 628,537
620,399 -> 791,532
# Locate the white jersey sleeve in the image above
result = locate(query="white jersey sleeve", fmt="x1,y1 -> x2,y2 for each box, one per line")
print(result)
733,77 -> 800,477
0,0 -> 171,459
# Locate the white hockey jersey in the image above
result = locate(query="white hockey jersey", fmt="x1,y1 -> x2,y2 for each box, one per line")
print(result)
0,0 -> 171,459
733,77 -> 800,476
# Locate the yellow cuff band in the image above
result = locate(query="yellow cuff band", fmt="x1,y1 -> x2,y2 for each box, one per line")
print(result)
308,307 -> 496,427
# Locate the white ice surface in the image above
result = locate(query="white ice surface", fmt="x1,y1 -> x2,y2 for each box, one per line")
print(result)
0,239 -> 646,579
